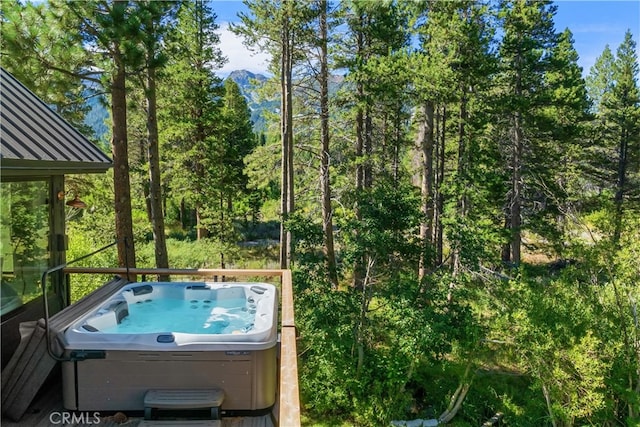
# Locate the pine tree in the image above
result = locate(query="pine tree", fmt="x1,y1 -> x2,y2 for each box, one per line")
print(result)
584,47 -> 617,198
338,0 -> 409,288
409,1 -> 498,275
542,28 -> 590,253
218,78 -> 257,242
586,45 -> 615,114
495,0 -> 558,266
1,0 -> 150,271
583,34 -> 640,423
406,0 -> 457,276
59,0 -> 148,272
606,31 -> 640,247
136,1 -> 179,276
160,0 -> 226,240
233,0 -> 316,268
447,2 -> 501,273
313,0 -> 339,288
584,32 -> 640,248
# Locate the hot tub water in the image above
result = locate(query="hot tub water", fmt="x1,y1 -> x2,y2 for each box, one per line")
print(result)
103,297 -> 255,334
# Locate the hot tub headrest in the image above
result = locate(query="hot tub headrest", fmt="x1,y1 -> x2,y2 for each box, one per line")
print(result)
250,286 -> 267,295
108,301 -> 129,324
131,284 -> 153,296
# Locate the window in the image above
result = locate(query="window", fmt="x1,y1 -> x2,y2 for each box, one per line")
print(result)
0,181 -> 50,316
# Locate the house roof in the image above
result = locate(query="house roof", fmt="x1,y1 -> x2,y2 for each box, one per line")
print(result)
0,67 -> 112,178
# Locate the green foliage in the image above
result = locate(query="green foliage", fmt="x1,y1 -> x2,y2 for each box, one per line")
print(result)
478,215 -> 640,426
584,30 -> 640,249
66,231 -> 119,302
508,279 -> 609,424
0,1 -> 96,135
3,1 -> 639,425
339,178 -> 422,270
296,264 -> 483,425
293,176 -> 484,424
137,238 -> 239,270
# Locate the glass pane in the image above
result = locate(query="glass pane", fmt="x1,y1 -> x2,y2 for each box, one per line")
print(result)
1,181 -> 50,315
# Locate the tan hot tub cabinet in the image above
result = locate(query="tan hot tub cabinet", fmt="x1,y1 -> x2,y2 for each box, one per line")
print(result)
61,346 -> 277,414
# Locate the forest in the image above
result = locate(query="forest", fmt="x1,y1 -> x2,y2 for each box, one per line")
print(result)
1,0 -> 639,425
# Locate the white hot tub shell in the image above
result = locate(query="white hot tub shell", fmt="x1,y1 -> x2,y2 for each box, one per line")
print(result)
61,282 -> 278,414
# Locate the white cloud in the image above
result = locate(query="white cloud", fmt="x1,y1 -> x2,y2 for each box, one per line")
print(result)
218,24 -> 271,76
570,23 -> 628,35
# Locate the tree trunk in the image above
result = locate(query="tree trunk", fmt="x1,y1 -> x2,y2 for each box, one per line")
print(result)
393,103 -> 402,183
356,104 -> 365,195
613,129 -> 628,248
352,17 -> 366,290
453,94 -> 468,275
417,101 -> 435,281
286,27 -> 294,267
146,63 -> 170,279
355,256 -> 374,376
179,198 -> 186,229
352,98 -> 365,289
436,105 -> 445,266
196,201 -> 208,240
438,364 -> 473,424
319,0 -> 338,288
510,112 -> 523,265
541,383 -> 558,427
364,107 -> 373,189
279,7 -> 294,269
111,49 -> 136,280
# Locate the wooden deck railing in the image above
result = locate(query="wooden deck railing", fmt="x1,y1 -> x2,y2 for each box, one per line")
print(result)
62,267 -> 301,427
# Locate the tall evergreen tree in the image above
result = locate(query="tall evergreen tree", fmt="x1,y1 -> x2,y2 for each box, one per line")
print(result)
233,0 -> 315,268
586,45 -> 615,114
338,0 -> 409,288
496,0 -> 558,266
406,0 -> 458,277
606,31 -> 640,247
542,28 -> 590,252
584,33 -> 640,248
160,0 -> 226,240
62,0 -> 147,272
1,0 -> 147,272
137,1 -> 179,277
318,0 -> 338,288
584,36 -> 640,426
218,78 -> 257,242
409,1 -> 498,276
446,1 -> 500,274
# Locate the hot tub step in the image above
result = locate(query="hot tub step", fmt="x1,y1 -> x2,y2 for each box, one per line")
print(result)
144,389 -> 224,420
138,421 -> 221,427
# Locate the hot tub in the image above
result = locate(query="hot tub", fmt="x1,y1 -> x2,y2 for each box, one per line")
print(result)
61,281 -> 278,414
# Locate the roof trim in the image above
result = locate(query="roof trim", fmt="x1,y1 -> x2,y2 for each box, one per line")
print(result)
0,67 -> 112,178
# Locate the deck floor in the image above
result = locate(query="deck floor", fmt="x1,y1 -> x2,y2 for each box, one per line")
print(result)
1,375 -> 275,427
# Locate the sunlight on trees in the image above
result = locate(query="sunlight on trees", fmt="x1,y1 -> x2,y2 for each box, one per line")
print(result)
1,0 -> 638,425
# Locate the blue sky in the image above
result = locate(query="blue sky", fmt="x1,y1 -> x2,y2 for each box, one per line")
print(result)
554,1 -> 639,75
211,0 -> 640,77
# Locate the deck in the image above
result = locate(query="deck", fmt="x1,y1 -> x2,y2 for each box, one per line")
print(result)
1,269 -> 300,427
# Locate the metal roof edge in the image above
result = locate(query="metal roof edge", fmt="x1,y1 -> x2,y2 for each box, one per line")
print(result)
0,67 -> 113,167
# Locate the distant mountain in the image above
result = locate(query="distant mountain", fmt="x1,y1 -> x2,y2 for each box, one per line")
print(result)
85,69 -> 340,139
84,94 -> 109,144
227,69 -> 268,90
226,69 -> 348,134
226,70 -> 273,132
